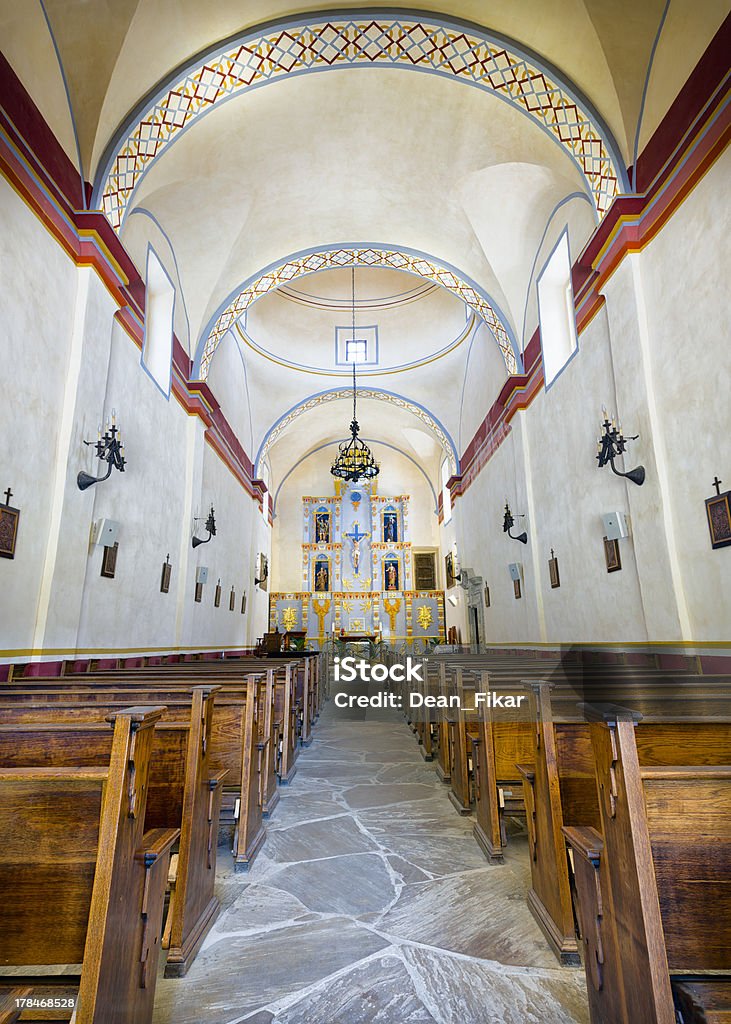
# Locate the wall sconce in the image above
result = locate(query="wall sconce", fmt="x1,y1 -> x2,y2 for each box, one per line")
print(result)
192,506 -> 216,548
78,411 -> 126,490
503,502 -> 528,544
596,407 -> 645,485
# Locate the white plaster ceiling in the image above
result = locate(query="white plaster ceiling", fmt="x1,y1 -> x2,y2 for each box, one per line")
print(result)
3,0 -> 726,180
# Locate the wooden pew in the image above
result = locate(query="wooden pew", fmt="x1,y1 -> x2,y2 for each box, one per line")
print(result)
0,677 -> 268,874
519,680 -> 731,965
0,686 -> 226,977
0,707 -> 178,1024
564,710 -> 731,1024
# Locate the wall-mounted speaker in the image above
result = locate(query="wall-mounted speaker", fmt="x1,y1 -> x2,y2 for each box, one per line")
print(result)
602,512 -> 629,540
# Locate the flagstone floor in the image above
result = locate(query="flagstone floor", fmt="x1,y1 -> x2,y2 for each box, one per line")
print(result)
153,703 -> 589,1024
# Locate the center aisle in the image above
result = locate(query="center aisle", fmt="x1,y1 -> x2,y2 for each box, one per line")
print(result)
154,703 -> 589,1024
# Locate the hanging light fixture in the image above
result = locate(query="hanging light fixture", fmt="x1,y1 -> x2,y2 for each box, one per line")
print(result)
330,268 -> 380,483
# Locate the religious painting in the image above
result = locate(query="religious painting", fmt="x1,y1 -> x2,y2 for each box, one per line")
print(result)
315,510 -> 331,544
604,536 -> 622,573
383,510 -> 398,543
100,542 -> 118,579
548,553 -> 561,589
513,578 -> 522,599
195,582 -> 203,603
214,581 -> 222,607
160,557 -> 172,594
445,552 -> 457,589
0,492 -> 20,559
314,558 -> 330,592
241,593 -> 247,614
706,488 -> 731,550
229,587 -> 236,611
384,556 -> 400,592
256,553 -> 269,590
484,584 -> 490,608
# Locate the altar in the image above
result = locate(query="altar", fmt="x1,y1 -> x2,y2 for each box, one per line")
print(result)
269,480 -> 445,648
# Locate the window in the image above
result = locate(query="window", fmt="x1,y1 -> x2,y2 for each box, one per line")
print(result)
536,228 -> 578,388
345,338 -> 367,363
441,460 -> 452,524
335,324 -> 378,366
142,247 -> 175,396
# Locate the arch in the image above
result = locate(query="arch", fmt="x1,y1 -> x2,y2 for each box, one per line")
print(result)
257,386 -> 459,478
271,438 -> 440,515
93,11 -> 627,232
197,244 -> 520,377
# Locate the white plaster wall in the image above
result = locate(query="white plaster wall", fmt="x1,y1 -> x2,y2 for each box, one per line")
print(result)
638,149 -> 731,640
452,153 -> 730,645
0,176 -> 78,650
272,447 -> 440,593
206,328 -> 255,457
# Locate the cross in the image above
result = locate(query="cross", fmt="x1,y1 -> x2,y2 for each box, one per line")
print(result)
550,548 -> 555,560
344,524 -> 368,544
3,487 -> 12,506
712,476 -> 722,496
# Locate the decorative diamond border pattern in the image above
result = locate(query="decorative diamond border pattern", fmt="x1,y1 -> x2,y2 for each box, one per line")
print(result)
199,247 -> 518,378
99,17 -> 620,232
258,388 -> 458,474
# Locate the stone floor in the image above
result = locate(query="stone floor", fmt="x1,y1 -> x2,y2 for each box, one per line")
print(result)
153,704 -> 589,1024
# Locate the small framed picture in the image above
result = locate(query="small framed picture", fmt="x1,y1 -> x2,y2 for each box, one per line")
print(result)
100,542 -> 118,579
513,578 -> 522,599
229,587 -> 236,611
160,558 -> 172,593
0,503 -> 20,559
604,536 -> 622,573
548,554 -> 560,589
241,593 -> 247,614
214,582 -> 222,607
484,584 -> 490,607
706,492 -> 731,550
194,581 -> 203,603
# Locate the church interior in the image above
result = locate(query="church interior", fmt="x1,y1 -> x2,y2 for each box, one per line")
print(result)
0,2 -> 729,1022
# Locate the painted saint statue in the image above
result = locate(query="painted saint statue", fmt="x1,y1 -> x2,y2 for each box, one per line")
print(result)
315,512 -> 330,543
383,512 -> 398,542
315,563 -> 329,591
385,561 -> 399,591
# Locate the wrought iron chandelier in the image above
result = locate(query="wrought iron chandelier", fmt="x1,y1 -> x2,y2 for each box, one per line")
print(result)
330,269 -> 380,483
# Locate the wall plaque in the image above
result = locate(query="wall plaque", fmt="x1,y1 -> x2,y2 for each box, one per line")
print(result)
706,477 -> 731,550
0,488 -> 19,559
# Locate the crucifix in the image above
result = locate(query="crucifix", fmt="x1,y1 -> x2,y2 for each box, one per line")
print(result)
3,488 -> 12,507
712,476 -> 722,496
344,522 -> 369,575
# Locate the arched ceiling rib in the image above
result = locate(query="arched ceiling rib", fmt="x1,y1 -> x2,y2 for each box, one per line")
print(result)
93,11 -> 627,229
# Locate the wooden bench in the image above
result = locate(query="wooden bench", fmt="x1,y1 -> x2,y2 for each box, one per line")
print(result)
0,706 -> 178,1023
564,709 -> 731,1024
0,676 -> 269,874
518,680 -> 731,965
0,686 -> 226,977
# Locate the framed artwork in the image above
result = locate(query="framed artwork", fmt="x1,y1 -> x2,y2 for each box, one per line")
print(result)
604,536 -> 622,573
100,542 -> 118,579
0,495 -> 20,559
257,553 -> 269,590
229,587 -> 236,611
484,584 -> 490,608
513,578 -> 522,600
195,582 -> 203,603
548,553 -> 560,589
160,557 -> 172,593
445,552 -> 457,589
214,581 -> 222,607
241,593 -> 247,614
706,489 -> 731,550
